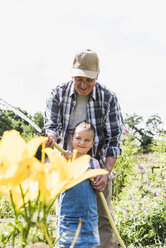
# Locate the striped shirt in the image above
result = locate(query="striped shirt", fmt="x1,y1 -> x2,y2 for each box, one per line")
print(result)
44,80 -> 124,167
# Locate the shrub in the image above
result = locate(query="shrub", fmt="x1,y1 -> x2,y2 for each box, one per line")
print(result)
113,158 -> 166,247
112,130 -> 138,198
0,195 -> 14,218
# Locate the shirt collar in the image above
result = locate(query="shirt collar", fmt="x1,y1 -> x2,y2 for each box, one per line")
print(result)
69,81 -> 76,97
90,85 -> 96,100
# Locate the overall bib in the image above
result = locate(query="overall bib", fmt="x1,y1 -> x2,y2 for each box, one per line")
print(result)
58,160 -> 100,248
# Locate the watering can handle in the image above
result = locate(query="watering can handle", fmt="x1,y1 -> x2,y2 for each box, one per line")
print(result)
54,142 -> 65,154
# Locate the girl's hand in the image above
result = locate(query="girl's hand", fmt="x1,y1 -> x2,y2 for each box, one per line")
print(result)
64,150 -> 73,160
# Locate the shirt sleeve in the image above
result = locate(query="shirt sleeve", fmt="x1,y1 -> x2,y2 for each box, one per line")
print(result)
104,93 -> 124,158
44,88 -> 62,140
91,158 -> 100,169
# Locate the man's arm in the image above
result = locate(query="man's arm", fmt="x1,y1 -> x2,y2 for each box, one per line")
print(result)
104,156 -> 117,174
92,92 -> 123,192
44,88 -> 62,147
91,157 -> 117,192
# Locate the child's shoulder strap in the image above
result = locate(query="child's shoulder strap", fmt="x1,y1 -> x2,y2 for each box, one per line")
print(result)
90,158 -> 95,169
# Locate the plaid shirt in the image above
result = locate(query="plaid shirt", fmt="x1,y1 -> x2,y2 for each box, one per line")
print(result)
44,81 -> 124,167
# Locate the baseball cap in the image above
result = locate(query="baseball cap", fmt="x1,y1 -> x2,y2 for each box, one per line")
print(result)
71,49 -> 100,79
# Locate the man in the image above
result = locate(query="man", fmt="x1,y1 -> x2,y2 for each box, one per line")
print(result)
44,49 -> 123,248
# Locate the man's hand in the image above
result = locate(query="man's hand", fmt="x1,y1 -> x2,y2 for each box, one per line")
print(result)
91,174 -> 109,192
91,157 -> 117,192
45,132 -> 57,147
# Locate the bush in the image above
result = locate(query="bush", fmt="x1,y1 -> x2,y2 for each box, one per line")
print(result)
114,189 -> 166,246
0,195 -> 14,218
113,153 -> 166,247
152,133 -> 166,154
112,130 -> 138,198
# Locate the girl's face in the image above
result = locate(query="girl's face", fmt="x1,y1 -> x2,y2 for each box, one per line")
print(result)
71,128 -> 94,156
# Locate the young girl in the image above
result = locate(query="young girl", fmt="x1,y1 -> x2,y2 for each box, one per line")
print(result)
58,121 -> 100,248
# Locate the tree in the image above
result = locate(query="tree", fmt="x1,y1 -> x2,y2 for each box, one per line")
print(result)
33,112 -> 44,129
0,109 -> 28,136
124,113 -> 163,153
0,109 -> 44,140
0,110 -> 13,137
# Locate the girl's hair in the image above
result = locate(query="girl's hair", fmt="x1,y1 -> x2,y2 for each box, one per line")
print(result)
72,121 -> 95,138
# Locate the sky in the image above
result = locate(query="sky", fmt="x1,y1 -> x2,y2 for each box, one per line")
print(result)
0,0 -> 166,127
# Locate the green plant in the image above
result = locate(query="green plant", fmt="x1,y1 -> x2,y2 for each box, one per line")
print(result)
0,195 -> 13,218
112,130 -> 138,198
114,188 -> 166,246
113,150 -> 166,247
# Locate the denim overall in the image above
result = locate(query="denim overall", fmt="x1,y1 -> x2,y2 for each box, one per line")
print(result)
58,159 -> 100,248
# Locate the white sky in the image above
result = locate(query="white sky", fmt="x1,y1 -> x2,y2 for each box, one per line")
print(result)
0,0 -> 166,126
